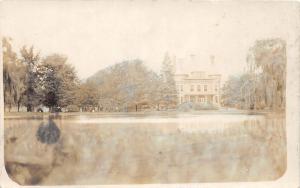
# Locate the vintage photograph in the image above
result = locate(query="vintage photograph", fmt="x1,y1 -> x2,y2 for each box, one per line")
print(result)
0,1 -> 296,186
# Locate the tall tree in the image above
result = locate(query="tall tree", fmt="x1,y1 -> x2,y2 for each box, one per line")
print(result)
159,53 -> 178,109
3,37 -> 18,111
222,38 -> 286,111
3,37 -> 27,112
38,54 -> 78,111
221,75 -> 243,108
87,59 -> 163,111
251,39 -> 286,110
20,45 -> 40,112
76,81 -> 100,112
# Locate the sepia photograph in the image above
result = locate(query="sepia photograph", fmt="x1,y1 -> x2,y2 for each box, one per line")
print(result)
0,1 -> 299,187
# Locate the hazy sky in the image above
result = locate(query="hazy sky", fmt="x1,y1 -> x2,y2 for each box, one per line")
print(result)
0,1 -> 297,82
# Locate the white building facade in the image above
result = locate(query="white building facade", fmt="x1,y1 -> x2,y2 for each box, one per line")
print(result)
174,71 -> 221,106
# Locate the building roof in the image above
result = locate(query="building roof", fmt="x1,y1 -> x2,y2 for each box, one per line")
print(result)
174,71 -> 221,81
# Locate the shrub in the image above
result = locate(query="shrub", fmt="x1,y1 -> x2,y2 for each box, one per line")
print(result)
177,102 -> 218,111
66,105 -> 80,112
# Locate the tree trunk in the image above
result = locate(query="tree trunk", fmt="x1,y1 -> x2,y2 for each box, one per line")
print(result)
17,102 -> 20,112
27,104 -> 33,112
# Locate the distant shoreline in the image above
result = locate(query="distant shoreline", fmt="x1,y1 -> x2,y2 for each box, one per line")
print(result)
4,110 -> 285,119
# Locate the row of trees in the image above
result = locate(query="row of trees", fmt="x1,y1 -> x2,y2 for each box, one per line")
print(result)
221,38 -> 286,111
3,37 -> 178,112
5,37 -> 285,112
82,55 -> 178,112
3,37 -> 79,112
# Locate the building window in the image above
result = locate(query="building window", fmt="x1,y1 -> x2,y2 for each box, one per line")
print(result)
190,85 -> 194,92
215,85 -> 218,92
204,85 -> 207,92
181,85 -> 183,91
215,97 -> 218,103
197,85 -> 201,91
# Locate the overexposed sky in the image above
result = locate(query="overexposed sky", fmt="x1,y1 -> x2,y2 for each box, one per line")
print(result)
0,1 -> 297,82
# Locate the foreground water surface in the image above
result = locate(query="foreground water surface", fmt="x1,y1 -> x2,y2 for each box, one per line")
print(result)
4,112 -> 286,185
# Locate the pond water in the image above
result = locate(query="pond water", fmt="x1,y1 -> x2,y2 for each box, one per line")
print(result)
4,112 -> 286,185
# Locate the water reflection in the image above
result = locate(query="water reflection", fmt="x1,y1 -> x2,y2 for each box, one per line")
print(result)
36,118 -> 60,144
4,113 -> 286,185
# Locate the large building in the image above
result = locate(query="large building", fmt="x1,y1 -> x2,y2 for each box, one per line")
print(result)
174,71 -> 221,106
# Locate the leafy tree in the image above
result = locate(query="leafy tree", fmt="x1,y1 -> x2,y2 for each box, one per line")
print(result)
11,62 -> 27,112
3,37 -> 27,112
251,39 -> 286,110
221,75 -> 243,108
3,37 -> 18,111
88,59 -> 163,111
76,81 -> 100,112
159,53 -> 178,109
3,38 -> 80,112
38,54 -> 79,111
20,45 -> 40,112
222,39 -> 286,111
